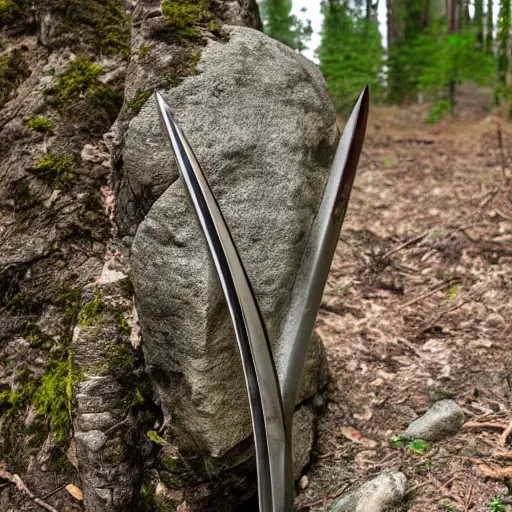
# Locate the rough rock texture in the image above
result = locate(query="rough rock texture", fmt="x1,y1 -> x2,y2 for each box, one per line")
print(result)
329,472 -> 407,512
72,275 -> 145,512
0,1 -> 130,510
129,25 -> 337,459
402,399 -> 465,442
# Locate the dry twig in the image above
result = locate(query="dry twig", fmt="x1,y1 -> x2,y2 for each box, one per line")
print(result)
0,465 -> 58,512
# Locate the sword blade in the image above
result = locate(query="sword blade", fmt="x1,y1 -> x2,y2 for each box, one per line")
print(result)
154,92 -> 289,512
277,86 -> 370,425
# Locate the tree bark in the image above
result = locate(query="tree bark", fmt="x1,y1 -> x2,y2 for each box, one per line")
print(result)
0,1 -> 263,511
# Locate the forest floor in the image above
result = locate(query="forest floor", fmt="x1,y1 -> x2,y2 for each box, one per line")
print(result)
295,89 -> 512,512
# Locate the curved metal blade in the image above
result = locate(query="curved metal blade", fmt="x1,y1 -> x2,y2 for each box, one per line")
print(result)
154,92 -> 288,512
276,86 -> 370,425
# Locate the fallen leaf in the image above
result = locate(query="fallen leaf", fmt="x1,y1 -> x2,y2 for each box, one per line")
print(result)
65,483 -> 84,501
340,426 -> 378,448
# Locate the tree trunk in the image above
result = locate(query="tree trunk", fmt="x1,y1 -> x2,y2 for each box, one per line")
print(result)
0,1 -> 262,511
486,0 -> 494,53
475,0 -> 484,48
497,0 -> 511,85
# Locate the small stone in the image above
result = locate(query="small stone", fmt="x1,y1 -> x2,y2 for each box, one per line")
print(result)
329,472 -> 407,512
402,399 -> 465,442
299,475 -> 309,490
74,430 -> 107,453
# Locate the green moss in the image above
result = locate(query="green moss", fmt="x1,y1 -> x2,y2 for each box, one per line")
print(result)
0,0 -> 19,23
25,115 -> 54,133
106,343 -> 135,379
55,284 -> 82,324
0,379 -> 37,410
54,0 -> 130,58
50,56 -> 103,104
131,472 -> 179,512
147,430 -> 169,446
161,0 -> 208,39
0,49 -> 25,106
33,152 -> 76,189
77,290 -> 104,326
123,89 -> 153,116
0,350 -> 79,445
138,44 -> 152,57
32,351 -> 79,443
23,321 -> 53,348
115,311 -> 131,333
123,48 -> 202,117
133,387 -> 144,405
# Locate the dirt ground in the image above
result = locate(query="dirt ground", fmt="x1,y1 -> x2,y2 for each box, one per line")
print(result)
295,91 -> 512,512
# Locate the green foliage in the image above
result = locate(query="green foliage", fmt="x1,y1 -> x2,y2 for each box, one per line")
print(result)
317,0 -> 383,113
390,435 -> 406,447
25,115 -> 54,133
407,439 -> 430,454
51,56 -> 103,104
147,430 -> 169,446
259,0 -> 313,52
161,0 -> 217,40
447,283 -> 460,299
0,49 -> 25,106
489,497 -> 506,512
34,152 -> 76,189
388,21 -> 496,104
442,503 -> 460,512
77,290 -> 104,326
427,100 -> 451,123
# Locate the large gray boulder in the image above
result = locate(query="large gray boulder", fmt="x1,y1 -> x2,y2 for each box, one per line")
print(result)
130,26 -> 337,459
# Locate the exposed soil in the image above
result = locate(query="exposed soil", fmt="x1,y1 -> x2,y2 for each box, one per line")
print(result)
296,91 -> 512,512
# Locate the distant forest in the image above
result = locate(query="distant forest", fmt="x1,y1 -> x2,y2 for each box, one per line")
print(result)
259,0 -> 512,118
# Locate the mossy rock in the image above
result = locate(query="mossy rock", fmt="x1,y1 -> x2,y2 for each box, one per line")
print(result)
25,115 -> 54,133
161,0 -> 225,41
0,48 -> 26,106
0,0 -> 20,25
53,0 -> 130,58
32,152 -> 76,190
47,56 -> 124,131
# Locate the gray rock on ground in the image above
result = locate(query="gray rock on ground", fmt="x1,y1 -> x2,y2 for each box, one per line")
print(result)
329,472 -> 407,512
402,399 -> 465,442
130,24 -> 337,462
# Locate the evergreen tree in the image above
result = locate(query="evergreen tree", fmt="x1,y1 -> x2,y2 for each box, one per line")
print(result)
259,0 -> 313,51
317,0 -> 383,112
386,0 -> 431,103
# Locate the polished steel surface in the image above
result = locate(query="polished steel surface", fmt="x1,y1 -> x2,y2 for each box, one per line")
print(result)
154,88 -> 369,511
